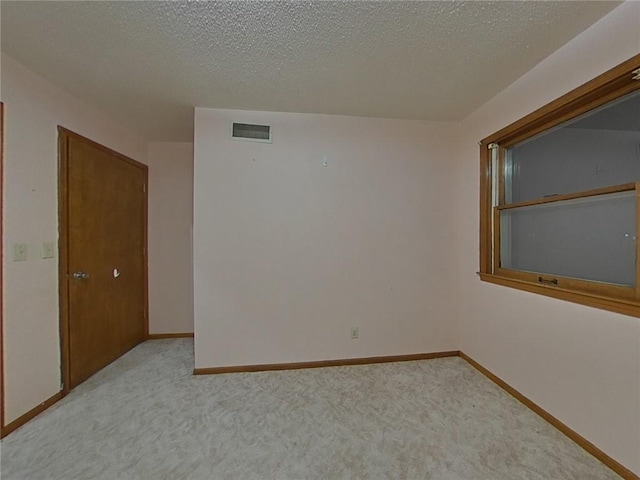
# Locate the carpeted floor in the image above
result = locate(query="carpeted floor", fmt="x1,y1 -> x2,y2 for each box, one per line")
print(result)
0,339 -> 620,479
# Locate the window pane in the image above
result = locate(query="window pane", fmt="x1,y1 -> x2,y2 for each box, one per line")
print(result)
500,191 -> 636,286
506,90 -> 640,204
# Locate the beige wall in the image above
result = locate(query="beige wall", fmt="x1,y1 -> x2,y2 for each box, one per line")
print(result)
193,109 -> 458,368
1,53 -> 148,423
453,2 -> 640,475
147,142 -> 194,334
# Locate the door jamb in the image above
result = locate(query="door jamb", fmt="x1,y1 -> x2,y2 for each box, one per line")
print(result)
57,127 -> 149,395
1,103 -> 5,435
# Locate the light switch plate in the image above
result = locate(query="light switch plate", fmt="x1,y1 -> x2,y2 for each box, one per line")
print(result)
42,242 -> 55,259
12,243 -> 28,262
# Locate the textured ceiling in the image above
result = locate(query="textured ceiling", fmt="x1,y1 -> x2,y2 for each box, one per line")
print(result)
0,1 -> 621,142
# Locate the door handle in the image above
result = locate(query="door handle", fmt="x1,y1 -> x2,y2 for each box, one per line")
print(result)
72,271 -> 90,280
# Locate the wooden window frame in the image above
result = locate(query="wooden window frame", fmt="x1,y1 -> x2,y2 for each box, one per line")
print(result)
479,54 -> 640,317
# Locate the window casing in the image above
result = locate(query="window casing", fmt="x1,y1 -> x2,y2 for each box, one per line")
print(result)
479,54 -> 640,317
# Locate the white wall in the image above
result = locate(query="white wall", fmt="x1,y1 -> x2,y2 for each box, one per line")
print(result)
147,142 -> 194,334
194,109 -> 457,369
1,53 -> 148,423
453,2 -> 640,475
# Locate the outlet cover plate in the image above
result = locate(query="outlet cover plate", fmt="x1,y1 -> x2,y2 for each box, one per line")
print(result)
350,326 -> 359,340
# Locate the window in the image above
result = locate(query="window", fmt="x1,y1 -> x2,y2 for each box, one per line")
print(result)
479,54 -> 640,317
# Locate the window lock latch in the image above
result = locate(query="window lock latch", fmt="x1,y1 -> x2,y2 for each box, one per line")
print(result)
538,276 -> 558,285
632,67 -> 640,81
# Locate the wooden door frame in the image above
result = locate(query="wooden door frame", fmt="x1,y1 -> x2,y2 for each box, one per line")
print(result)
58,127 -> 148,395
1,103 -> 5,434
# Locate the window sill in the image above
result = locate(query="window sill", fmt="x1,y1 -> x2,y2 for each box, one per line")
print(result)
478,273 -> 640,318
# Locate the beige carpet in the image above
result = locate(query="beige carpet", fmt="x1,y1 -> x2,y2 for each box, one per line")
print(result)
0,339 -> 620,479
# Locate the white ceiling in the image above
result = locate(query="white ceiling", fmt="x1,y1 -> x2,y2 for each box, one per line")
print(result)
0,1 -> 621,142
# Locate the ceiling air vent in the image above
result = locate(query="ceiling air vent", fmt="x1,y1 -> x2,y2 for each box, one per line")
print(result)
231,122 -> 272,143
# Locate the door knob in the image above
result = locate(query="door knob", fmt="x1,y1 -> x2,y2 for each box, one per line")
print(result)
72,271 -> 90,280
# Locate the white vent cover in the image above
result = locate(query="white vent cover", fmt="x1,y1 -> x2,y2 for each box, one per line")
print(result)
231,122 -> 272,143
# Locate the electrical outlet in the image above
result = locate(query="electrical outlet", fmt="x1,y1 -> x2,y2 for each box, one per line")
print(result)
12,243 -> 28,262
350,326 -> 359,340
41,242 -> 55,259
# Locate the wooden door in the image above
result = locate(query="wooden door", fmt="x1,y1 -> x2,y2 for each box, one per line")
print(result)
59,128 -> 147,390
